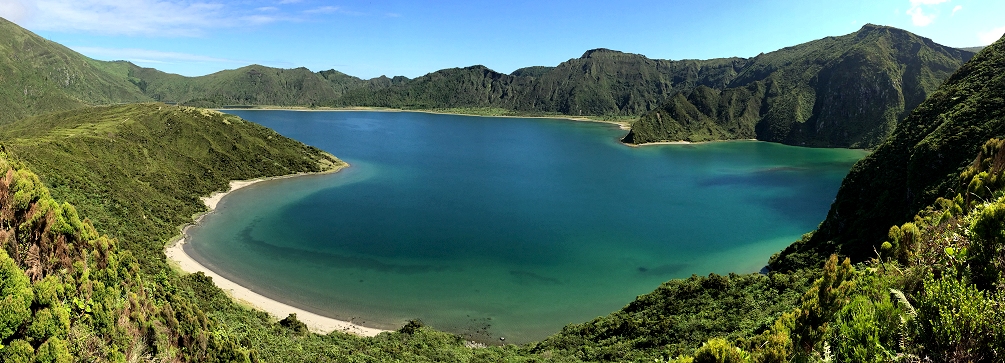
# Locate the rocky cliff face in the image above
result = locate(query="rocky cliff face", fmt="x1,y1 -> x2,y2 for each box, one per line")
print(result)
626,24 -> 974,148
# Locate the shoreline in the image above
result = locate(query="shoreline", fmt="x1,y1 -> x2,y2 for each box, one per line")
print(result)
624,138 -> 760,147
164,163 -> 389,337
214,106 -> 633,131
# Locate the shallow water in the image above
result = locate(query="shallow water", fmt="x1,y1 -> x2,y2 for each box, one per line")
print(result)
185,111 -> 867,343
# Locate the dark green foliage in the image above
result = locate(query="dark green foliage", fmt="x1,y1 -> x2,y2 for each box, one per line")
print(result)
532,272 -> 814,361
914,276 -> 1005,362
0,339 -> 34,363
399,319 -> 425,335
627,24 -> 972,148
966,201 -> 1005,289
772,32 -> 1005,271
0,248 -> 32,342
278,313 -> 308,335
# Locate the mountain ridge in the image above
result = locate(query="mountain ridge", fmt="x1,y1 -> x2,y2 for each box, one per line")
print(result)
0,17 -> 975,149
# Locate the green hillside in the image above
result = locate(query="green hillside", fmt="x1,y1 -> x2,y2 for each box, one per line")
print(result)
625,24 -> 974,148
771,32 -> 1005,270
0,18 -> 151,124
127,64 -> 367,108
0,104 -> 572,362
0,17 -> 972,149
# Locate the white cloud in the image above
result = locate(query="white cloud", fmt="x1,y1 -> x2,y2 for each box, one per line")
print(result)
0,0 -> 316,37
304,6 -> 340,14
0,0 -> 31,23
952,5 -> 962,15
70,46 -> 243,64
907,6 -> 935,26
906,0 -> 952,27
2,0 -> 236,36
978,26 -> 1005,45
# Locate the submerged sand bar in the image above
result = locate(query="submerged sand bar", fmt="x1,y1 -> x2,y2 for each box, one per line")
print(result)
165,168 -> 388,337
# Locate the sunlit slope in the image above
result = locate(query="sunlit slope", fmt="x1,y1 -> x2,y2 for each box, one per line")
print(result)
0,18 -> 151,124
0,103 -> 342,269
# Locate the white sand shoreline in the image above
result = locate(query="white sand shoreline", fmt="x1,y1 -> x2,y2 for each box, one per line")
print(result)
215,106 -> 633,131
625,138 -> 760,147
165,165 -> 389,337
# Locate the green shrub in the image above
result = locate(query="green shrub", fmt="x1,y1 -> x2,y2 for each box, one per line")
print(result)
693,338 -> 750,363
914,276 -> 1004,362
0,249 -> 33,342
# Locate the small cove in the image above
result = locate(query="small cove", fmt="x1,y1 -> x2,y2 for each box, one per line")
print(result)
184,110 -> 869,343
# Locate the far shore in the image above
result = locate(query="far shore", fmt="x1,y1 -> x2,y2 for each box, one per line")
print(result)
164,163 -> 389,337
213,106 -> 633,131
624,138 -> 760,147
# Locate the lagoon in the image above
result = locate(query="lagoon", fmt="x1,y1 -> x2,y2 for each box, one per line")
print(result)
184,110 -> 867,343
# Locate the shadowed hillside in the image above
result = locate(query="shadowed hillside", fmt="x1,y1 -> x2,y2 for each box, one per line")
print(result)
771,32 -> 1005,270
625,24 -> 974,148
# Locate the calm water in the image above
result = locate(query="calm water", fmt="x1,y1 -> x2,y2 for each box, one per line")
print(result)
185,110 -> 867,343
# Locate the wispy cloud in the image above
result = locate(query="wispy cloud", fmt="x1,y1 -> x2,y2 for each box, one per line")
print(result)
2,0 -> 237,36
0,0 -> 322,36
978,25 -> 1005,45
304,5 -> 363,16
0,0 -> 30,23
71,46 -> 244,65
906,0 -> 951,27
952,5 -> 962,15
304,6 -> 340,14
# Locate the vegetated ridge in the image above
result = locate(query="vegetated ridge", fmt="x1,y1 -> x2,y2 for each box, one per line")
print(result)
771,31 -> 1005,271
625,25 -> 973,148
2,15 -> 1005,362
0,18 -> 150,124
0,17 -> 975,148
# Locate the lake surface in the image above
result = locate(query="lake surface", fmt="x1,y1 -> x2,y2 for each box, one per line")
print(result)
185,110 -> 868,343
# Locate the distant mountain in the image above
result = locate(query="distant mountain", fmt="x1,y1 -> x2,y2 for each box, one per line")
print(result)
771,32 -> 1005,270
0,17 -> 975,148
126,64 -> 368,107
959,46 -> 987,52
625,25 -> 975,148
0,18 -> 150,124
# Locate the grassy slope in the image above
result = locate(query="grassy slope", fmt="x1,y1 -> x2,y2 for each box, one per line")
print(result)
626,24 -> 973,148
0,103 -> 343,271
0,18 -> 151,124
771,33 -> 1005,270
128,64 -> 367,107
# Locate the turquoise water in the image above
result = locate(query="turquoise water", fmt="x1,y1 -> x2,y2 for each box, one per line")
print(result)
185,110 -> 867,343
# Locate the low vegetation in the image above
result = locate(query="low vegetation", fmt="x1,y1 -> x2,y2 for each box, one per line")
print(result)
1,14 -> 1004,363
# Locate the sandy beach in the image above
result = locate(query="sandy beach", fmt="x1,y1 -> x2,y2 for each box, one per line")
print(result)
165,166 -> 388,337
625,138 -> 760,147
216,106 -> 634,131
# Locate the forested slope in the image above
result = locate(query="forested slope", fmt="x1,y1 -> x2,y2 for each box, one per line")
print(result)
771,32 -> 1005,271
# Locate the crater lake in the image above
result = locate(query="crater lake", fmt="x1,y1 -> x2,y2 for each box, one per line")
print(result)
183,110 -> 868,343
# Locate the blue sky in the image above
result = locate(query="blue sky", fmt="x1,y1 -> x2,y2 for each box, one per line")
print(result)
2,0 -> 1003,79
